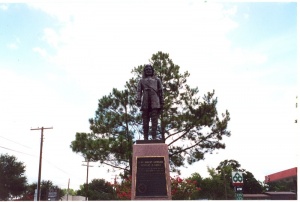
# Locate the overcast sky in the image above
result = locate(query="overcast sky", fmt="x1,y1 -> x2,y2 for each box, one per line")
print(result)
0,1 -> 298,190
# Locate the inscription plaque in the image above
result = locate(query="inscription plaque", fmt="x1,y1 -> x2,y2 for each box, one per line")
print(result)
136,157 -> 167,197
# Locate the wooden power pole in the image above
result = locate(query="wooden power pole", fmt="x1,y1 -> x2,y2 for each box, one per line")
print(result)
31,127 -> 53,201
82,159 -> 93,201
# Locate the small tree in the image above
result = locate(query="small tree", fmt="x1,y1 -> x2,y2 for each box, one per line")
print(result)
187,173 -> 203,199
171,176 -> 201,200
0,154 -> 27,200
77,179 -> 117,200
115,176 -> 132,200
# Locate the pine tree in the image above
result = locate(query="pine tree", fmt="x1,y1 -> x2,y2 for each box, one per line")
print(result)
71,51 -> 231,175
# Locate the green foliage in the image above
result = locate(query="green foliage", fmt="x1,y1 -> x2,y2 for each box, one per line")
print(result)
70,88 -> 134,175
77,179 -> 117,200
197,167 -> 235,200
216,159 -> 243,172
243,171 -> 263,194
62,188 -> 77,196
0,153 -> 27,200
193,160 -> 264,199
70,51 -> 231,175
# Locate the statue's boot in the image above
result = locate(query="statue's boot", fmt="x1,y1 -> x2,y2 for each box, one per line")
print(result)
144,132 -> 149,141
143,127 -> 149,140
151,132 -> 156,140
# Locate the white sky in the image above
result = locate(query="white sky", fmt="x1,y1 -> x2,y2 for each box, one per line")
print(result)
0,1 -> 298,190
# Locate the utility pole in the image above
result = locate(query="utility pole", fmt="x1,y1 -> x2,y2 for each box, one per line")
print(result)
110,175 -> 118,190
82,159 -> 93,201
67,178 -> 70,201
296,96 -> 298,123
31,126 -> 53,201
111,175 -> 118,186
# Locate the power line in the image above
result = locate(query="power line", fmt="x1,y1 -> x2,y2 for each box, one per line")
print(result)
0,144 -> 85,187
43,158 -> 69,176
0,144 -> 83,182
0,135 -> 32,149
0,145 -> 68,175
0,145 -> 36,157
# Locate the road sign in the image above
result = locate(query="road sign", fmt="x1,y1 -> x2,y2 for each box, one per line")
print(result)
48,191 -> 57,198
48,189 -> 57,201
235,187 -> 243,192
232,172 -> 243,186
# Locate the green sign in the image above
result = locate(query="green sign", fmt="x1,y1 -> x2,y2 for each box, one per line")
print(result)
232,172 -> 243,183
235,193 -> 243,200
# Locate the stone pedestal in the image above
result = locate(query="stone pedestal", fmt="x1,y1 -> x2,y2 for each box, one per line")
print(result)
131,141 -> 172,200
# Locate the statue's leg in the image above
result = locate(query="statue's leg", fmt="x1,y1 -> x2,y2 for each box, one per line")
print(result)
142,111 -> 150,140
150,109 -> 158,140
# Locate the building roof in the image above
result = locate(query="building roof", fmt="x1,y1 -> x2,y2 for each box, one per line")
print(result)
265,167 -> 297,183
265,192 -> 296,195
243,194 -> 270,199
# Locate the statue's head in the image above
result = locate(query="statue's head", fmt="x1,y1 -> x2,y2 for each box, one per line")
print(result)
143,64 -> 154,77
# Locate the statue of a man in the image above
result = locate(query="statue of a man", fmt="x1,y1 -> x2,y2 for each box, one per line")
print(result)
136,64 -> 164,140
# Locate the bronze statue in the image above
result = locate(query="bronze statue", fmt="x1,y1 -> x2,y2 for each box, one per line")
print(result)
136,64 -> 164,140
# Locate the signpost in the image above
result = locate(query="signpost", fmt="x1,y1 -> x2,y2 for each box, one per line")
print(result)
232,172 -> 243,200
48,188 -> 58,201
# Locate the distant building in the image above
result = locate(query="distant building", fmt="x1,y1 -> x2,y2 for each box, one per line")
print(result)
265,167 -> 297,200
243,167 -> 297,200
265,167 -> 297,184
243,192 -> 296,200
60,195 -> 85,201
